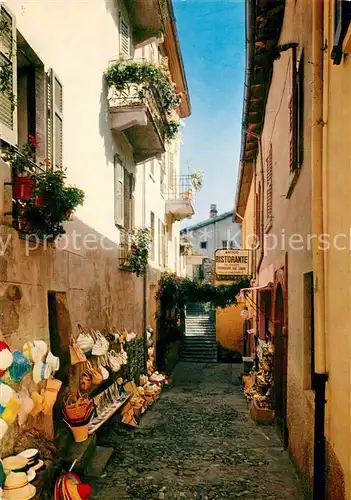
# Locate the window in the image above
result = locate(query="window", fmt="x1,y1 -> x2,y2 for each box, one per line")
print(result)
114,155 -> 135,230
222,240 -> 228,249
158,219 -> 166,267
229,240 -> 236,249
114,155 -> 124,227
304,272 -> 315,390
47,69 -> 63,169
289,50 -> 304,172
266,144 -> 273,225
200,241 -> 207,249
331,0 -> 351,64
297,53 -> 304,167
150,212 -> 155,261
0,5 -> 17,145
120,17 -> 131,57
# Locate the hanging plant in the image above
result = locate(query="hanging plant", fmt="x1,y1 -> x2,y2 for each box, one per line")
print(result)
128,228 -> 152,277
190,169 -> 203,192
105,60 -> 182,141
22,168 -> 85,240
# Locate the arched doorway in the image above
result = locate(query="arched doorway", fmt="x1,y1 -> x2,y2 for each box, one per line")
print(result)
273,282 -> 288,448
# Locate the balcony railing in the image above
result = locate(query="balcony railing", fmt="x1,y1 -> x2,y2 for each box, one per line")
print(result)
118,229 -> 133,270
108,82 -> 168,163
163,175 -> 196,221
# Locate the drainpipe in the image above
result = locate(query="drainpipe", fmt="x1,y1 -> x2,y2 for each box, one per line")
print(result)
142,163 -> 148,373
311,1 -> 328,498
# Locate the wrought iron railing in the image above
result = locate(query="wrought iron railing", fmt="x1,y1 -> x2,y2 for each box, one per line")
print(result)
108,82 -> 167,143
118,229 -> 133,269
162,174 -> 195,205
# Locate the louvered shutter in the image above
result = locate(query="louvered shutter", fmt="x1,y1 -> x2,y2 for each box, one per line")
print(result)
114,155 -> 124,226
266,145 -> 273,223
120,18 -> 130,57
46,69 -> 63,169
0,4 -> 17,145
130,173 -> 135,231
123,167 -> 130,230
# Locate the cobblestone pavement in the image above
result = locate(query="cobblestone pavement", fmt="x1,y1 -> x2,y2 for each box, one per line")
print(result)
93,363 -> 303,500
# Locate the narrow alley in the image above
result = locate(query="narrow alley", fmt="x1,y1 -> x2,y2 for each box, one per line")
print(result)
93,363 -> 303,500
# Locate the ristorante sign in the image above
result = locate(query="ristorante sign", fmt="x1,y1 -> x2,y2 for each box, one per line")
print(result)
215,249 -> 251,277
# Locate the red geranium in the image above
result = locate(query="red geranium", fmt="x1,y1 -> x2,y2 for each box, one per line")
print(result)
28,135 -> 39,148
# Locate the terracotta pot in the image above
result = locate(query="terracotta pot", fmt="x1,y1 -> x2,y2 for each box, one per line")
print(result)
250,399 -> 275,425
12,176 -> 35,200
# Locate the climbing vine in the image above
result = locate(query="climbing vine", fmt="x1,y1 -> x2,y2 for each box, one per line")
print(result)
156,272 -> 250,310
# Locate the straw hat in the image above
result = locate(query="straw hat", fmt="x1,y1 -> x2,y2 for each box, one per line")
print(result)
0,342 -> 13,377
32,362 -> 51,385
3,472 -> 36,500
30,391 -> 44,417
0,382 -> 14,407
18,389 -> 34,427
2,397 -> 20,425
9,351 -> 30,383
2,456 -> 28,475
46,352 -> 60,374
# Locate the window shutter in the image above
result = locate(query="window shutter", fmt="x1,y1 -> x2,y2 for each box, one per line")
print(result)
114,155 -> 124,226
120,18 -> 130,57
130,172 -> 135,231
0,4 -> 17,145
46,69 -> 63,169
266,144 -> 273,223
123,167 -> 130,230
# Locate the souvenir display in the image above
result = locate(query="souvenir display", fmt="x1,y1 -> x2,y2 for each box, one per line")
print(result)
8,352 -> 30,383
18,388 -> 34,426
0,342 -> 13,377
55,471 -> 92,500
2,471 -> 36,499
243,336 -> 275,422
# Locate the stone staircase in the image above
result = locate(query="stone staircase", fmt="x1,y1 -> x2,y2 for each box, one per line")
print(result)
181,303 -> 217,363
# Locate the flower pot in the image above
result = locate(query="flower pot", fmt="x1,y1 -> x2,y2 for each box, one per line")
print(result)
69,423 -> 89,443
12,176 -> 35,200
65,209 -> 72,218
250,399 -> 275,425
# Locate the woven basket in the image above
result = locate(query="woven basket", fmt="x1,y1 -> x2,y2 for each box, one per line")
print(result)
63,393 -> 90,421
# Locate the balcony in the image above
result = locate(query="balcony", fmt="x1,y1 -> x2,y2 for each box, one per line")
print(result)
124,0 -> 165,45
163,175 -> 195,222
108,83 -> 167,164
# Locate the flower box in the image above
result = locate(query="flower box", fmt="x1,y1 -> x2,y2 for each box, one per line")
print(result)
250,399 -> 275,425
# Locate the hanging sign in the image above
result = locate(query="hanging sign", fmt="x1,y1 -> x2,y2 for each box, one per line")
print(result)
215,249 -> 251,277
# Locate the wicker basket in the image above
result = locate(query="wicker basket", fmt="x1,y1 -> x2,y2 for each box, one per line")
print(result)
250,399 -> 275,425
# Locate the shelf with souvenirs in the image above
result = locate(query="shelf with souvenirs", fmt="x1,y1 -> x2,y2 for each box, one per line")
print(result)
63,325 -> 168,441
0,338 -> 63,499
243,333 -> 275,424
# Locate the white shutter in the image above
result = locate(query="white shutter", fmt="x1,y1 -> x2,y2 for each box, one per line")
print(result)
114,155 -> 124,226
46,69 -> 63,169
120,18 -> 130,57
0,4 -> 17,146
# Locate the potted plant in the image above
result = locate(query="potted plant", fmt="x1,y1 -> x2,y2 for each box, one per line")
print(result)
128,228 -> 152,277
22,169 -> 84,240
2,135 -> 38,200
190,169 -> 203,192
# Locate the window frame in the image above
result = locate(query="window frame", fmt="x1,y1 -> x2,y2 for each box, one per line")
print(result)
0,3 -> 17,146
200,241 -> 207,250
331,0 -> 351,64
114,154 -> 124,228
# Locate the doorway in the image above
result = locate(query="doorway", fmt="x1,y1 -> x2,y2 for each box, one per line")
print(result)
273,283 -> 288,448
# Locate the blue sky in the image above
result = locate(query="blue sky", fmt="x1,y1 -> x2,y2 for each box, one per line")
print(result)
173,0 -> 245,225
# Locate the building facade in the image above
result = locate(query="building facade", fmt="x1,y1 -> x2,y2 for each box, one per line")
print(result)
235,0 -> 351,498
181,204 -> 241,259
0,0 -> 192,453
